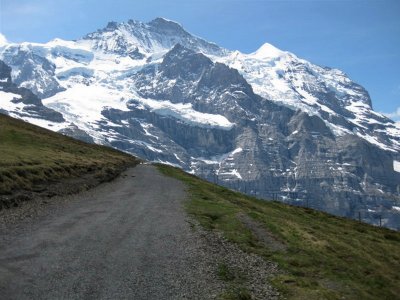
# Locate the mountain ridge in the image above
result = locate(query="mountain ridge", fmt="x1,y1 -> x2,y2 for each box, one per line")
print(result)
0,18 -> 399,229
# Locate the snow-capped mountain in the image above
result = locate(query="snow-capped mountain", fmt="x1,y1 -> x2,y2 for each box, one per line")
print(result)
0,18 -> 399,229
84,18 -> 227,57
216,44 -> 400,152
0,60 -> 64,124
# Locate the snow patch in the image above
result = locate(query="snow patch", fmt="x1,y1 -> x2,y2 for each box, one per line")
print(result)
136,98 -> 234,130
356,132 -> 394,152
219,169 -> 242,179
250,43 -> 286,60
394,161 -> 400,173
0,91 -> 69,131
155,159 -> 181,168
231,147 -> 243,155
0,91 -> 21,104
173,153 -> 185,164
141,123 -> 159,140
0,91 -> 29,116
196,147 -> 243,165
44,84 -> 130,123
21,117 -> 67,131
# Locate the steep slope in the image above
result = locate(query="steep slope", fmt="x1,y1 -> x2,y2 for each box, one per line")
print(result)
0,60 -> 64,123
129,45 -> 400,228
0,114 -> 137,208
158,164 -> 400,300
215,44 -> 400,152
0,44 -> 65,98
0,18 -> 399,228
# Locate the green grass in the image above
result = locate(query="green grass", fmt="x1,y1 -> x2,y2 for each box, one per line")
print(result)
157,164 -> 400,300
217,263 -> 252,300
220,287 -> 252,300
0,114 -> 138,195
218,263 -> 236,282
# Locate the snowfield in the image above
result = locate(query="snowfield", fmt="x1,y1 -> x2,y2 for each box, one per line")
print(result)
394,160 -> 400,173
0,20 -> 398,152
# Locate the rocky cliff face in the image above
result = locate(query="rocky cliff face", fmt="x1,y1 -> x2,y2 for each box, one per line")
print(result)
0,18 -> 399,229
0,60 -> 64,122
1,45 -> 65,98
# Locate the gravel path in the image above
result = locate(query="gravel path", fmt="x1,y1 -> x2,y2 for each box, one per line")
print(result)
0,164 -> 279,299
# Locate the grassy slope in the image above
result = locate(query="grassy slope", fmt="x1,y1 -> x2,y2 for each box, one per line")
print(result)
158,164 -> 400,300
0,114 -> 138,195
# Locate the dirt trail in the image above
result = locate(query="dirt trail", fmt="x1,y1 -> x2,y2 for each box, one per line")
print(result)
0,165 -> 220,299
0,164 -> 279,300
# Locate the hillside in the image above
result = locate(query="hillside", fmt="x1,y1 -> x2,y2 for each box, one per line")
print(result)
158,164 -> 400,300
0,114 -> 138,208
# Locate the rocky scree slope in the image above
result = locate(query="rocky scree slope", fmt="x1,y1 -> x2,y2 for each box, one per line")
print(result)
0,18 -> 399,229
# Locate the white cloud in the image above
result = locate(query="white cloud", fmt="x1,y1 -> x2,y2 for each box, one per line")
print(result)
383,107 -> 400,121
0,33 -> 8,45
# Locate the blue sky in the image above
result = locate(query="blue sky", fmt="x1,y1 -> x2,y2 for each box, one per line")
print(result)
0,0 -> 399,120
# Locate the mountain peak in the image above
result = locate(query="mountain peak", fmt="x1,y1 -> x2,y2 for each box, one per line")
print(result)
148,17 -> 182,27
82,17 -> 226,56
250,42 -> 285,59
147,17 -> 186,34
106,21 -> 119,30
